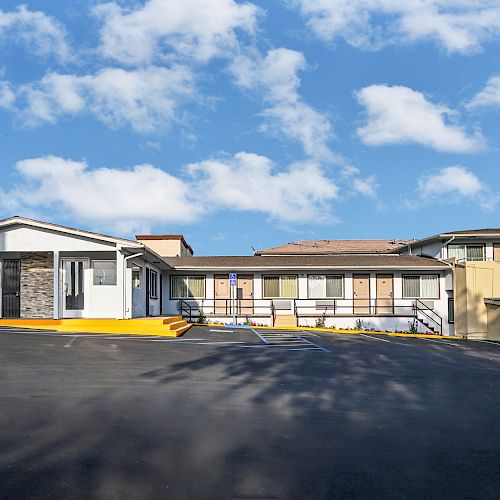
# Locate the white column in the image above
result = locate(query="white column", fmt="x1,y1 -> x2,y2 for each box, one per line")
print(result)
53,251 -> 59,319
117,249 -> 125,319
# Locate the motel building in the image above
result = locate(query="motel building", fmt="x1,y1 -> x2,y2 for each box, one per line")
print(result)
1,216 -> 500,338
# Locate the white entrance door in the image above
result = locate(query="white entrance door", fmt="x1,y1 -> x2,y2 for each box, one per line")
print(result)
61,259 -> 88,318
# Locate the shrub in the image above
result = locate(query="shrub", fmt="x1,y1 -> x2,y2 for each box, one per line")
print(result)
197,309 -> 207,324
354,319 -> 365,331
407,320 -> 418,335
315,311 -> 327,328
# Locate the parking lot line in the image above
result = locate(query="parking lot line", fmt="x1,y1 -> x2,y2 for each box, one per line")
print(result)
473,340 -> 500,346
420,337 -> 459,346
64,336 -> 78,348
301,331 -> 319,337
251,328 -> 270,344
359,334 -> 392,343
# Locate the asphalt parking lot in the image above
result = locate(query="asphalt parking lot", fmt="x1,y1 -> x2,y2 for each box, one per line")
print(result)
1,325 -> 500,499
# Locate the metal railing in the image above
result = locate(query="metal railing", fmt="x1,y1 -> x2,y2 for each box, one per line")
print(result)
179,300 -> 193,322
178,298 -> 273,322
293,298 -> 418,317
413,299 -> 443,333
177,297 -> 443,332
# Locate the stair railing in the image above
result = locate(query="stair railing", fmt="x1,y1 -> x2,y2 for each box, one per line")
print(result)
413,299 -> 442,333
178,300 -> 192,323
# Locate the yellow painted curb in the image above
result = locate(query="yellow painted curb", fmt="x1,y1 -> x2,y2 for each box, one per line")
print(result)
193,323 -> 460,340
0,318 -> 191,337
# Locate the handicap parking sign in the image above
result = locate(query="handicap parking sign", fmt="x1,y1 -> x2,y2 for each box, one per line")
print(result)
229,273 -> 237,286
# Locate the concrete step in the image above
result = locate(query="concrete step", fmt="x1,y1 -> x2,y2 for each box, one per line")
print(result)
170,323 -> 192,336
162,316 -> 183,325
274,314 -> 297,327
0,316 -> 187,337
165,320 -> 188,330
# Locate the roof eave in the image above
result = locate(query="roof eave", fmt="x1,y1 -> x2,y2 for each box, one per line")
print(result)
169,265 -> 448,271
0,216 -> 142,248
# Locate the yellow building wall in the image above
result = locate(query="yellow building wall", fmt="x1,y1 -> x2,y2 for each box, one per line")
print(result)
486,305 -> 500,341
454,262 -> 500,339
136,239 -> 192,257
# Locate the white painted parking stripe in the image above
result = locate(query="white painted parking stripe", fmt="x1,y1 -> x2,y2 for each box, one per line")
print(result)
238,344 -> 320,351
301,331 -> 320,337
299,336 -> 330,352
251,328 -> 270,344
359,334 -> 392,343
64,336 -> 78,348
252,329 -> 329,352
420,337 -> 458,346
210,329 -> 234,333
472,340 -> 500,346
2,327 -> 329,352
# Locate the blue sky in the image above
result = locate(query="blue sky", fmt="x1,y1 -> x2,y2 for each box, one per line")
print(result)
0,0 -> 499,255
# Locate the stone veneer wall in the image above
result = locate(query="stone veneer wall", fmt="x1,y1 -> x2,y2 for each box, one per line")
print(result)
20,252 -> 54,319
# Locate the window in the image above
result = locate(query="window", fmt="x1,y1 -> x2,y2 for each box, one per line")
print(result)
308,275 -> 343,298
448,297 -> 455,323
170,275 -> 205,298
149,269 -> 158,299
448,244 -> 485,262
132,266 -> 141,289
263,275 -> 298,298
92,260 -> 117,286
403,275 -> 439,299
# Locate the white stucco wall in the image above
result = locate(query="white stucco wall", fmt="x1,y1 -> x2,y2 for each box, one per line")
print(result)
0,226 -> 118,252
0,224 -> 147,319
163,269 -> 454,334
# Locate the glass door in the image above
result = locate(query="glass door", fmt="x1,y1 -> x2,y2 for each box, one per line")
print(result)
62,259 -> 87,318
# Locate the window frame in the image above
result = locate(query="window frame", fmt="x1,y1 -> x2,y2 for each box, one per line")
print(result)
262,274 -> 298,299
169,275 -> 206,299
448,297 -> 455,324
131,265 -> 142,289
307,274 -> 344,299
402,274 -> 440,299
447,243 -> 486,262
149,269 -> 158,299
92,259 -> 117,286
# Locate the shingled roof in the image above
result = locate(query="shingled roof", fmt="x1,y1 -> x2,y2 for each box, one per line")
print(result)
255,239 -> 411,256
165,254 -> 448,270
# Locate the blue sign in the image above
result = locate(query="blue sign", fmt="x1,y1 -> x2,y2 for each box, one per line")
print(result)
229,273 -> 237,286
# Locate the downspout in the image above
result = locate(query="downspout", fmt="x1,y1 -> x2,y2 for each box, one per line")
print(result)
122,250 -> 145,319
442,236 -> 456,260
436,237 -> 456,337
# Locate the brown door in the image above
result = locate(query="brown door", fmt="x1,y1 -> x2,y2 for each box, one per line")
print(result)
494,244 -> 500,262
376,274 -> 394,314
237,275 -> 253,314
353,274 -> 371,314
214,274 -> 230,315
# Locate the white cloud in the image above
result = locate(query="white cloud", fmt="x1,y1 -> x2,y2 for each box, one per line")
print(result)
6,156 -> 200,234
287,0 -> 500,54
468,75 -> 500,109
6,65 -> 195,133
352,176 -> 377,198
187,152 -> 339,222
0,5 -> 70,61
230,48 -> 334,160
418,166 -> 484,198
355,84 -> 484,153
0,81 -> 15,109
94,0 -> 260,65
1,153 -> 340,233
